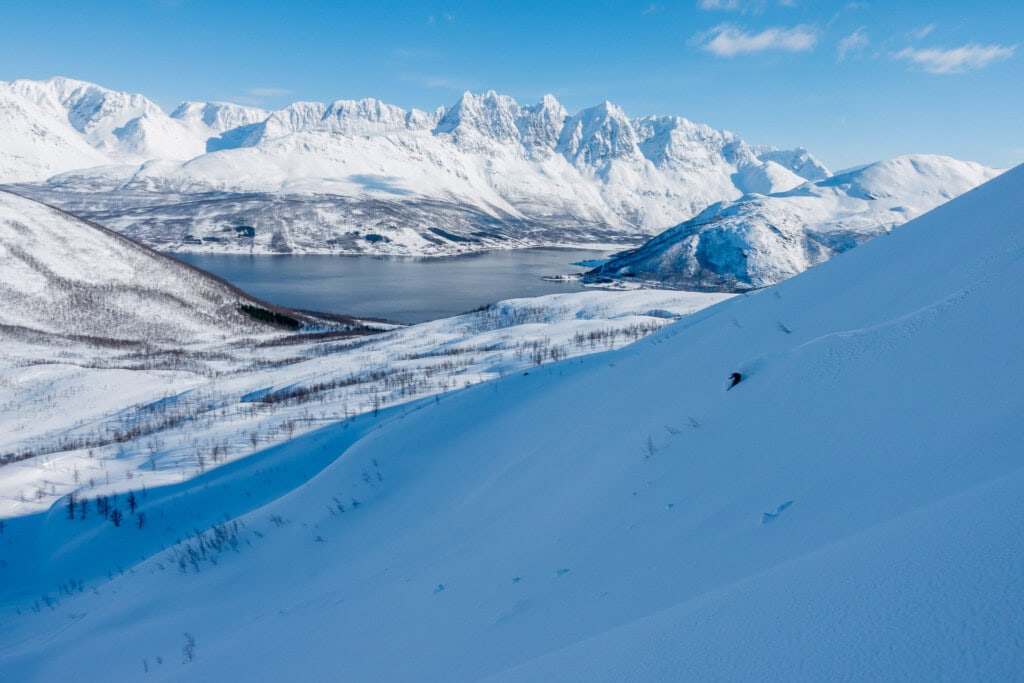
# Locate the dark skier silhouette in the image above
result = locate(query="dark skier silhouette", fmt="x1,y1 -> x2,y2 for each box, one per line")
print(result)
727,372 -> 742,390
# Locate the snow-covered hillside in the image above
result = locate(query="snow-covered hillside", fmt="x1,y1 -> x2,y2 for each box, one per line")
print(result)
1,159 -> 1021,681
0,189 -> 725,482
589,154 -> 1001,290
0,77 -> 836,254
0,189 -> 338,343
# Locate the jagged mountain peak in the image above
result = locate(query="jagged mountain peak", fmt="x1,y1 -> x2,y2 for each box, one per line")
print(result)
1,75 -> 202,162
755,145 -> 831,181
517,95 -> 569,156
433,90 -> 524,145
4,76 -> 163,135
558,100 -> 641,172
536,93 -> 566,112
9,77 -> 996,261
170,101 -> 270,133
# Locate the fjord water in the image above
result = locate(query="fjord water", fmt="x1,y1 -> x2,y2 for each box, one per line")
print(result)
173,248 -> 615,323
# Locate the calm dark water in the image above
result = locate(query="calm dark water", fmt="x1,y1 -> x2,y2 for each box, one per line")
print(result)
173,248 -> 614,323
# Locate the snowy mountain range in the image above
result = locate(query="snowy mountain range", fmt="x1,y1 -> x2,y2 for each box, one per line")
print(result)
1,77 -> 834,255
0,76 -> 1002,293
1,161 -> 1021,680
588,154 -> 1002,290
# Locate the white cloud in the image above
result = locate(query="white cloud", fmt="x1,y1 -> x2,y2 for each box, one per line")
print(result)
837,27 -> 869,61
401,73 -> 476,90
699,24 -> 818,56
894,43 -> 1015,74
641,4 -> 660,15
393,48 -> 434,59
697,0 -> 797,10
908,23 -> 936,40
248,88 -> 293,97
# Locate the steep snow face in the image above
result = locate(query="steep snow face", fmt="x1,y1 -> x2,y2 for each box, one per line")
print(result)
0,166 -> 1021,681
517,94 -> 568,158
169,101 -> 270,152
323,98 -> 435,135
0,78 -> 836,252
0,190 -> 300,342
755,145 -> 831,181
591,154 -> 1003,290
434,91 -> 524,148
1,77 -> 204,162
240,98 -> 438,145
559,101 -> 644,173
0,89 -> 110,181
170,101 -> 270,135
247,101 -> 329,142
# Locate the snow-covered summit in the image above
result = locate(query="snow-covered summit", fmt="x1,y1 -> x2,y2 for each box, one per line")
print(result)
170,101 -> 270,134
2,77 -> 203,163
754,145 -> 831,181
434,90 -> 524,147
589,154 -> 1001,290
558,100 -> 643,173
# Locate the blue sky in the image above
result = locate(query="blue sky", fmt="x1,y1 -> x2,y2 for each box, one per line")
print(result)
1,0 -> 1020,170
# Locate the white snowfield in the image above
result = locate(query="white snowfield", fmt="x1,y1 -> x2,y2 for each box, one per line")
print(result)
0,188 -> 723,498
590,153 -> 1002,290
0,158 -> 1021,681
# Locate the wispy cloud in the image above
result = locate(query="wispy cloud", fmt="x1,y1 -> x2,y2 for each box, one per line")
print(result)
697,0 -> 797,11
248,87 -> 293,97
393,47 -> 436,59
837,27 -> 869,61
894,43 -> 1015,74
401,73 -> 477,91
907,23 -> 936,40
699,0 -> 743,9
697,23 -> 817,56
641,4 -> 660,15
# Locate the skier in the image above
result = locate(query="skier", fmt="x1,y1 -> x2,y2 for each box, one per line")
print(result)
727,372 -> 742,390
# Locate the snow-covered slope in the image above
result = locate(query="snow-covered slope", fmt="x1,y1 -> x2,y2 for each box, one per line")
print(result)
1,165 -> 1021,680
0,88 -> 111,182
1,77 -> 835,253
0,78 -> 203,178
589,154 -> 1001,290
169,101 -> 270,152
0,189 -> 321,343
